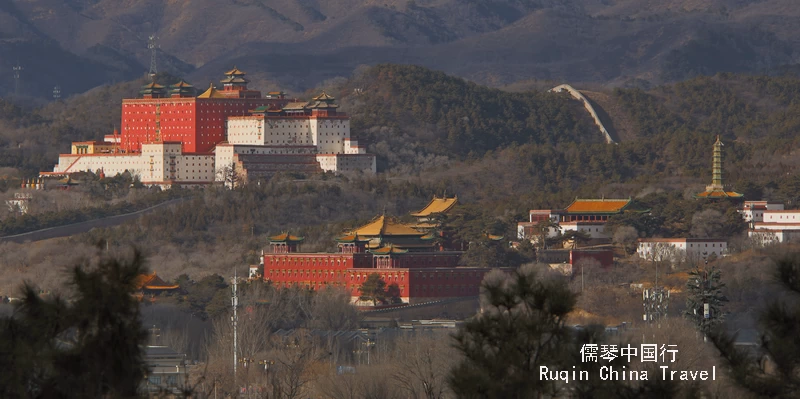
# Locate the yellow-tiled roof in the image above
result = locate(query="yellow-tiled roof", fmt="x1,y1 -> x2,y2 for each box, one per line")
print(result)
410,196 -> 458,217
141,82 -> 165,89
269,233 -> 305,242
335,234 -> 370,243
134,272 -> 179,290
312,91 -> 335,101
170,80 -> 194,88
350,215 -> 425,236
566,198 -> 631,213
370,245 -> 408,254
695,190 -> 743,198
197,83 -> 225,98
224,66 -> 246,76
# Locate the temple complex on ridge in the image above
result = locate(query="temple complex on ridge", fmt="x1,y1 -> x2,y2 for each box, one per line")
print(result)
695,135 -> 742,199
260,195 -> 505,304
42,67 -> 376,186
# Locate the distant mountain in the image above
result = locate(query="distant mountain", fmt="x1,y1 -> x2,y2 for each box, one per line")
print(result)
0,0 -> 798,99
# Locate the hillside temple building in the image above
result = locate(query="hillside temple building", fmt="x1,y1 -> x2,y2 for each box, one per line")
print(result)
517,197 -> 635,244
43,68 -> 376,186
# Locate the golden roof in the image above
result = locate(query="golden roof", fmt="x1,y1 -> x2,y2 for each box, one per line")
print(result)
410,196 -> 458,217
141,82 -> 165,89
170,80 -> 194,88
221,76 -> 249,84
371,245 -> 408,255
312,91 -> 335,101
694,190 -> 743,198
565,198 -> 631,213
224,66 -> 246,76
197,83 -> 226,98
269,233 -> 305,242
335,234 -> 370,243
350,215 -> 426,236
134,272 -> 179,290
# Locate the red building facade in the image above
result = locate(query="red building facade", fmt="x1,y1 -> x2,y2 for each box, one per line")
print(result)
263,234 -> 506,304
120,68 -> 292,153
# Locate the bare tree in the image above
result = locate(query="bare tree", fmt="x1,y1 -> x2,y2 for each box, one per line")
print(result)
268,331 -> 324,399
613,225 -> 639,255
392,332 -> 456,399
216,161 -> 243,189
307,286 -> 359,331
691,209 -> 724,238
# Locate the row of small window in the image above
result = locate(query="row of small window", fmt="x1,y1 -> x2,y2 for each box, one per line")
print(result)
267,258 -> 347,264
147,375 -> 178,385
269,270 -> 405,281
273,281 -> 404,291
568,216 -> 610,221
267,125 -> 345,129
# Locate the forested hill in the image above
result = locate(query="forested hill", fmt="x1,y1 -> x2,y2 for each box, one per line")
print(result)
310,65 -> 800,210
341,65 -> 602,156
3,64 -> 800,210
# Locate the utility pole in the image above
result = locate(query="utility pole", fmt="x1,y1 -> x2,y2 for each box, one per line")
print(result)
232,269 -> 239,385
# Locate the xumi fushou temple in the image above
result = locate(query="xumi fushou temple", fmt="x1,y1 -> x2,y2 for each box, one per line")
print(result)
261,196 -> 513,305
42,68 -> 375,187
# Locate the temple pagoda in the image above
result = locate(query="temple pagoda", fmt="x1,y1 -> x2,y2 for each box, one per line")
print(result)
341,214 -> 435,251
695,136 -> 742,199
169,80 -> 195,98
139,82 -> 166,99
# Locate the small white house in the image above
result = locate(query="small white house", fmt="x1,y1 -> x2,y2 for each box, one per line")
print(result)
740,201 -> 784,223
637,238 -> 727,264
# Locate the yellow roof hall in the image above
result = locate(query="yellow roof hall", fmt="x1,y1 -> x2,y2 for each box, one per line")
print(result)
349,215 -> 426,236
410,196 -> 458,217
197,83 -> 226,98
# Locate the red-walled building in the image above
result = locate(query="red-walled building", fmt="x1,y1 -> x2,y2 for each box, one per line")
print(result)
120,67 -> 293,153
263,233 -> 510,304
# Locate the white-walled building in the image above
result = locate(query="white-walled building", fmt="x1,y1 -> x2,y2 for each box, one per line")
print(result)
517,198 -> 635,244
223,94 -> 375,176
637,238 -> 727,264
558,221 -> 608,239
47,141 -> 215,187
748,207 -> 800,244
740,201 -> 784,223
45,87 -> 375,186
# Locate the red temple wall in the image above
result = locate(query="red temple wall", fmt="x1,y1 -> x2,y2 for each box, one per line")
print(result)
120,97 -> 288,153
264,251 -> 505,300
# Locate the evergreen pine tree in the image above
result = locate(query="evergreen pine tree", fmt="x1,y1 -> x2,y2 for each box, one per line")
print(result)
710,253 -> 800,397
0,249 -> 149,398
684,265 -> 728,336
448,265 -> 681,399
358,273 -> 387,306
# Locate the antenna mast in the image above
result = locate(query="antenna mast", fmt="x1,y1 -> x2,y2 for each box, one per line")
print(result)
13,63 -> 23,96
52,85 -> 61,101
148,34 -> 159,78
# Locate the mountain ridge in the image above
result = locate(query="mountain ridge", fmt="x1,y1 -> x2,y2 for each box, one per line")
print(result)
0,0 -> 798,99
